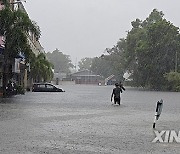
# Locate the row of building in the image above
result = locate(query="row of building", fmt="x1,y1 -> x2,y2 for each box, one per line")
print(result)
0,0 -> 44,96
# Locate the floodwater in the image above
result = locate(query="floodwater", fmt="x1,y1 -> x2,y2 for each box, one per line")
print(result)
0,85 -> 180,154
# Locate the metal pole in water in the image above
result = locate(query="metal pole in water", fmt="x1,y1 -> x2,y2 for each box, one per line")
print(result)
153,99 -> 163,128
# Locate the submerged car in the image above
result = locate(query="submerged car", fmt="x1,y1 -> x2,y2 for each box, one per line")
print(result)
32,83 -> 65,92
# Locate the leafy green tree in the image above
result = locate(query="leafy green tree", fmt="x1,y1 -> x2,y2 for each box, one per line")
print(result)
164,72 -> 180,91
0,4 -> 40,58
103,9 -> 180,90
106,39 -> 127,81
78,57 -> 93,71
46,49 -> 74,73
0,1 -> 41,95
123,9 -> 180,90
90,56 -> 114,78
90,39 -> 127,80
145,19 -> 180,89
30,53 -> 53,82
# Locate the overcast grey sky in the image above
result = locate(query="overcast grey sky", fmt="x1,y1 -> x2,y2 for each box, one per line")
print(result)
24,0 -> 180,63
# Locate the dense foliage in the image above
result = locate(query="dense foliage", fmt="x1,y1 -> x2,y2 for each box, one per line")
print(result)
46,49 -> 74,74
30,53 -> 53,82
0,1 -> 53,92
89,9 -> 180,91
0,4 -> 40,59
164,72 -> 180,91
78,57 -> 93,71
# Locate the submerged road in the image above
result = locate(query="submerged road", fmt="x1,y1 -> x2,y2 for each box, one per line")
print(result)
0,85 -> 180,154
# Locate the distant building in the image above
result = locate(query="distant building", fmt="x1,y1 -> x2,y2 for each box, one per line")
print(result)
70,70 -> 101,84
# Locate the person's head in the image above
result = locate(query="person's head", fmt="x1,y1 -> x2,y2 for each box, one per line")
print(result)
115,83 -> 119,87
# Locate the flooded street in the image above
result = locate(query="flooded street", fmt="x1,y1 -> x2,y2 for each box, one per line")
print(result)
0,85 -> 180,154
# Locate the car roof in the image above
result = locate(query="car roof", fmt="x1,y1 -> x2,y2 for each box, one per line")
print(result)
33,83 -> 51,84
33,83 -> 53,85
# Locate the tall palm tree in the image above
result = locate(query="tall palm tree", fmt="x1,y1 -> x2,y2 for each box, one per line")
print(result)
30,53 -> 53,83
0,1 -> 41,96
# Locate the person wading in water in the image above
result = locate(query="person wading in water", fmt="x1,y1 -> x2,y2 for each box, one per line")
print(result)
111,82 -> 125,105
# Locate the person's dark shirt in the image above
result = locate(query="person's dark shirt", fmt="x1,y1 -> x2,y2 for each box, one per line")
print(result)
112,87 -> 122,98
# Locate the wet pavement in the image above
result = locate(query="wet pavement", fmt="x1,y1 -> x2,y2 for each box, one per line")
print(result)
0,85 -> 180,154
